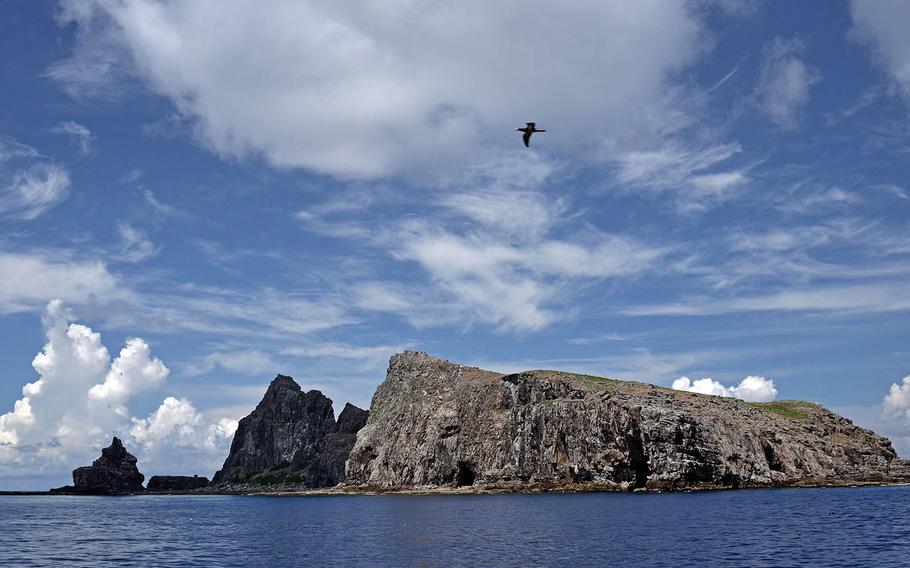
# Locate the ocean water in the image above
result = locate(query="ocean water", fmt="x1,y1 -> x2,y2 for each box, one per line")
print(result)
2,486 -> 909,567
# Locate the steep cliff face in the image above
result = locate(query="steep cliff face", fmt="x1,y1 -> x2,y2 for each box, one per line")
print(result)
345,352 -> 901,491
211,375 -> 367,487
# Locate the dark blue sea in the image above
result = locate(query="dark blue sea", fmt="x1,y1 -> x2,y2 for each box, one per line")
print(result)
2,486 -> 909,567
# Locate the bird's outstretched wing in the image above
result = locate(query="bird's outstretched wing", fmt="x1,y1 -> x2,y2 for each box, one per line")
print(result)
523,131 -> 532,147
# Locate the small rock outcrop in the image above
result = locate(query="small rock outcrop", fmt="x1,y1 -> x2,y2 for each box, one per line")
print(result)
345,352 -> 902,491
211,375 -> 368,488
51,437 -> 144,494
147,475 -> 210,491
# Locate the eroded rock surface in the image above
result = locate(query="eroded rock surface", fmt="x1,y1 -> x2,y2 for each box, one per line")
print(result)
345,352 -> 901,491
212,375 -> 367,487
320,403 -> 370,485
52,437 -> 144,494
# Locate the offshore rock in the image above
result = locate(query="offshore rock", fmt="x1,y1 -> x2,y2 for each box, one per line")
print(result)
211,375 -> 367,488
345,352 -> 902,491
52,437 -> 144,494
147,475 -> 210,491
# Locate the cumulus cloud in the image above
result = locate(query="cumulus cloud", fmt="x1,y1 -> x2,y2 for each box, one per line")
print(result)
88,338 -> 170,413
672,375 -> 778,402
130,397 -> 236,455
54,0 -> 704,179
883,375 -> 910,421
850,1 -> 910,99
50,121 -> 95,156
0,301 -> 236,480
754,38 -> 822,129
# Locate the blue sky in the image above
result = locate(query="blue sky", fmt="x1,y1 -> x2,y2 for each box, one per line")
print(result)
2,0 -> 910,489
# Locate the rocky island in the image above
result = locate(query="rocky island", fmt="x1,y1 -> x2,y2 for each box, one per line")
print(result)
343,352 -> 908,492
43,351 -> 910,495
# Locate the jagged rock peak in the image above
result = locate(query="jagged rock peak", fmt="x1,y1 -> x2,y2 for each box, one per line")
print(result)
336,403 -> 370,434
266,374 -> 302,392
211,374 -> 368,488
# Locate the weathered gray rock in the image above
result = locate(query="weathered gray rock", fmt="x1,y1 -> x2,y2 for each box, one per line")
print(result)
345,352 -> 902,491
52,437 -> 144,494
320,403 -> 370,484
211,375 -> 367,488
147,475 -> 210,491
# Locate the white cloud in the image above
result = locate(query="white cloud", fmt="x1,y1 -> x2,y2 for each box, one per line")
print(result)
850,1 -> 910,99
614,142 -> 749,212
883,375 -> 910,421
672,374 -> 777,402
0,301 -> 235,481
0,163 -> 71,220
0,134 -> 71,220
124,285 -> 355,337
361,153 -> 670,331
754,38 -> 822,129
352,282 -> 414,314
50,121 -> 95,156
281,343 -> 400,368
54,0 -> 704,179
624,282 -> 910,317
183,349 -> 276,377
129,397 -> 238,472
88,338 -> 170,412
115,221 -> 158,263
0,250 -> 119,315
142,189 -> 183,218
394,220 -> 665,331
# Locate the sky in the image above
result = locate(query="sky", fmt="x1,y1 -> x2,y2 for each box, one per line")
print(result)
1,0 -> 910,490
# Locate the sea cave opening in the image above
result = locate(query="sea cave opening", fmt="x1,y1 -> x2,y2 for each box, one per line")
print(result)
455,461 -> 476,487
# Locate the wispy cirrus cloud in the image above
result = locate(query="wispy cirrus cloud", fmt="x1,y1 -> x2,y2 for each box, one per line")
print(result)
613,142 -> 751,212
114,222 -> 159,263
50,121 -> 95,156
183,349 -> 277,377
623,281 -> 910,317
0,135 -> 70,221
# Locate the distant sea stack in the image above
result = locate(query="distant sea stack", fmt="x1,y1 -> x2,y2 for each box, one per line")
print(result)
211,375 -> 368,488
344,351 -> 906,491
51,437 -> 144,495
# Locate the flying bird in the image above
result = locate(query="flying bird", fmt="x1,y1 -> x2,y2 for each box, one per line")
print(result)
516,122 -> 546,147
